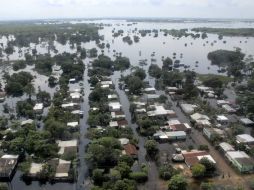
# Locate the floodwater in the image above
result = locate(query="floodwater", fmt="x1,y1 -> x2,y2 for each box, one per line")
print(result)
0,19 -> 254,190
2,19 -> 254,75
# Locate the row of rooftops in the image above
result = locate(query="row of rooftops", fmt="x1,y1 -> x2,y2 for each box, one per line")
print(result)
28,139 -> 78,178
90,80 -> 139,158
219,142 -> 254,173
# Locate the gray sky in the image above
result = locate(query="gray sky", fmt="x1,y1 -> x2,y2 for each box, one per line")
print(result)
0,0 -> 254,20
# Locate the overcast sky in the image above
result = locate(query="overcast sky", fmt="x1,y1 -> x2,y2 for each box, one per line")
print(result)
0,0 -> 254,20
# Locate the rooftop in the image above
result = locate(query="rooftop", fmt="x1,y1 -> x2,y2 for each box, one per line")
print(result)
55,159 -> 71,178
57,140 -> 78,155
240,118 -> 254,125
21,119 -> 34,126
67,122 -> 79,128
217,115 -> 229,121
33,103 -> 43,110
226,151 -> 250,159
123,144 -> 138,156
29,163 -> 43,175
219,142 -> 235,152
236,134 -> 254,143
109,102 -> 122,110
118,138 -> 129,145
147,105 -> 175,117
182,150 -> 212,167
191,113 -> 210,121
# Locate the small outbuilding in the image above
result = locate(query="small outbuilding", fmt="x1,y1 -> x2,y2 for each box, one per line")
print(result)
236,134 -> 254,145
33,103 -> 44,114
240,118 -> 254,126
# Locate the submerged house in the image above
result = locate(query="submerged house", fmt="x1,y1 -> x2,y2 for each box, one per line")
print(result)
70,92 -> 82,102
108,102 -> 122,112
222,104 -> 236,113
55,159 -> 71,179
0,155 -> 19,180
225,151 -> 254,173
21,119 -> 34,127
57,140 -> 78,156
236,134 -> 254,145
216,115 -> 229,125
182,150 -> 216,168
240,118 -> 254,126
29,163 -> 43,177
33,103 -> 44,114
61,103 -> 80,110
180,104 -> 197,115
123,143 -> 138,159
191,113 -> 211,128
147,105 -> 176,119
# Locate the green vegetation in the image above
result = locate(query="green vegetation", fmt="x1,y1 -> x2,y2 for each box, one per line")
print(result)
114,56 -> 130,71
1,125 -> 58,159
192,163 -> 206,178
34,54 -> 53,75
90,55 -> 130,77
198,74 -> 233,86
168,174 -> 187,190
161,29 -> 200,38
208,49 -> 245,67
16,100 -> 35,118
89,48 -> 98,58
12,60 -> 26,71
144,139 -> 158,157
148,64 -> 162,79
162,57 -> 173,71
4,71 -> 34,96
122,36 -> 133,45
122,68 -> 146,95
0,22 -> 101,47
85,137 -> 121,169
36,90 -> 51,107
207,49 -> 245,79
159,164 -> 179,180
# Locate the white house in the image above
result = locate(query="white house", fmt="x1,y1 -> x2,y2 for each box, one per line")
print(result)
191,113 -> 211,127
216,115 -> 229,125
217,100 -> 231,106
180,104 -> 197,115
219,142 -> 235,153
225,151 -> 254,173
33,103 -> 44,114
147,105 -> 176,118
144,87 -> 156,94
236,134 -> 254,145
109,102 -> 122,112
67,122 -> 79,128
57,140 -> 78,155
55,159 -> 71,178
108,94 -> 118,100
222,104 -> 236,113
21,119 -> 34,126
240,118 -> 254,126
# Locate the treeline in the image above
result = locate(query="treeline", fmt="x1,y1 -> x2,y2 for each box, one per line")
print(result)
0,22 -> 102,47
192,27 -> 254,37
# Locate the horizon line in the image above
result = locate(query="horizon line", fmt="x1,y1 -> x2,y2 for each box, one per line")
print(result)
0,16 -> 254,22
